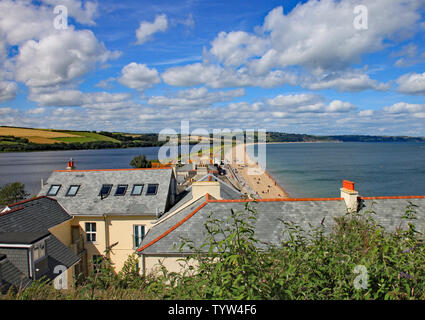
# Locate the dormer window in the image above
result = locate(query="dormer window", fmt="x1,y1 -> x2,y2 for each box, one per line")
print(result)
66,185 -> 80,197
47,185 -> 61,196
115,184 -> 128,196
99,184 -> 113,198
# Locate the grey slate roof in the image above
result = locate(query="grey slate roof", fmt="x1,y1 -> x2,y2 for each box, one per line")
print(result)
1,197 -> 72,232
358,198 -> 425,233
139,198 -> 348,254
139,197 -> 425,255
0,232 -> 50,245
0,197 -> 79,291
161,174 -> 243,219
37,168 -> 174,216
0,257 -> 31,294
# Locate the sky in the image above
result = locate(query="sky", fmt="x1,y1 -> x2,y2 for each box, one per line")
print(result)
0,0 -> 425,135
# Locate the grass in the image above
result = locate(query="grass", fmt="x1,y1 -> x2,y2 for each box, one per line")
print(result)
0,126 -> 121,144
51,131 -> 120,144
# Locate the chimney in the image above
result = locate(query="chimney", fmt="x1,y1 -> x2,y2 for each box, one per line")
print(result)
66,158 -> 76,170
340,180 -> 359,213
192,181 -> 221,199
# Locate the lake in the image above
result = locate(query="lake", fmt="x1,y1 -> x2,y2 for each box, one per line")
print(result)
1,142 -> 425,198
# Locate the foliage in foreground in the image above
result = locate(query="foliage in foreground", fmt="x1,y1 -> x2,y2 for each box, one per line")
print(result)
2,202 -> 425,300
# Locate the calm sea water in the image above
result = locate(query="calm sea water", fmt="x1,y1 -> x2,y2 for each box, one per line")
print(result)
1,143 -> 425,198
257,142 -> 425,198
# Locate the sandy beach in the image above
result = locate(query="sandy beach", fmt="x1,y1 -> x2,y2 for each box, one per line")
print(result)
223,143 -> 289,199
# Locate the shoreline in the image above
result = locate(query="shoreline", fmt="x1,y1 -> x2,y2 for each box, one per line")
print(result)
224,143 -> 289,199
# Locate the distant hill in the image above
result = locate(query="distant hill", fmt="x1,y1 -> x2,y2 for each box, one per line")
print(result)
0,126 -> 166,152
266,132 -> 425,143
1,126 -> 424,152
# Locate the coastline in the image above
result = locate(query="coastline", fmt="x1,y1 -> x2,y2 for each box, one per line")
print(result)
224,143 -> 289,199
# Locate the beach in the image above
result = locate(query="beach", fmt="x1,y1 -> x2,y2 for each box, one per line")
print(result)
224,143 -> 289,199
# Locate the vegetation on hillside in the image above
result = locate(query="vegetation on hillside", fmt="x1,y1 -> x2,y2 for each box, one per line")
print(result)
2,202 -> 425,300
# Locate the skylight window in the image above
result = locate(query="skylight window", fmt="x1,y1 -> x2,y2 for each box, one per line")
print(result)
115,184 -> 128,196
47,185 -> 61,196
146,184 -> 158,195
131,184 -> 144,196
99,184 -> 113,198
66,185 -> 80,197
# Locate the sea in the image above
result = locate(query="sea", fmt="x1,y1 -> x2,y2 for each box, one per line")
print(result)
1,142 -> 425,198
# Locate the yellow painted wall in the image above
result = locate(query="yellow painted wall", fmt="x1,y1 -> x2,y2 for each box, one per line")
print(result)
72,215 -> 157,273
49,219 -> 73,246
71,217 -> 106,273
106,215 -> 156,271
143,255 -> 198,276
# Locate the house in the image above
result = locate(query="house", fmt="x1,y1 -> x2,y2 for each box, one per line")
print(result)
37,164 -> 177,272
136,181 -> 425,275
0,197 -> 80,293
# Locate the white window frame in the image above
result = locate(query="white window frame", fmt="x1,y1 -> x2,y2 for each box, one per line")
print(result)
133,225 -> 145,249
85,222 -> 97,243
33,240 -> 46,262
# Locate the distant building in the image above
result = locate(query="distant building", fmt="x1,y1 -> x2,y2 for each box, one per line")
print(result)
0,197 -> 80,293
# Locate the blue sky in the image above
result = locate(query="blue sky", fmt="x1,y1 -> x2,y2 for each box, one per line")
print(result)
0,0 -> 425,135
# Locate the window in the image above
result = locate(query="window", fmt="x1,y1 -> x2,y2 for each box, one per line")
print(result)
33,242 -> 46,261
115,184 -> 128,196
131,184 -> 144,196
47,185 -> 61,196
85,222 -> 96,242
99,184 -> 113,198
66,185 -> 80,197
146,184 -> 159,195
92,255 -> 102,273
133,225 -> 145,248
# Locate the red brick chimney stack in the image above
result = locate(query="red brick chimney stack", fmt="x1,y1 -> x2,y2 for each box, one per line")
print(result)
66,158 -> 75,170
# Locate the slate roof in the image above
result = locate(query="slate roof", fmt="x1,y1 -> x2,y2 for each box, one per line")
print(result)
161,174 -> 243,219
1,197 -> 72,231
0,231 -> 50,245
0,197 -> 80,291
0,257 -> 31,294
138,196 -> 347,255
37,168 -> 174,216
138,196 -> 425,255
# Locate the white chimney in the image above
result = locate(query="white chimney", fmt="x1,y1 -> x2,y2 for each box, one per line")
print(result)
340,180 -> 359,213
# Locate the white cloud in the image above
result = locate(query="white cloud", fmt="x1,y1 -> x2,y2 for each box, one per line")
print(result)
161,63 -> 296,88
16,29 -> 116,88
384,102 -> 425,115
210,31 -> 268,66
148,87 -> 245,108
397,72 -> 425,95
0,107 -> 18,115
136,14 -> 168,45
118,63 -> 161,92
0,81 -> 18,102
266,93 -> 356,114
306,71 -> 390,92
326,100 -> 357,113
249,1 -> 421,73
359,110 -> 374,117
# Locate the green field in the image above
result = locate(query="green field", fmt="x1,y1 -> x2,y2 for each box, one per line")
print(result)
51,131 -> 120,143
